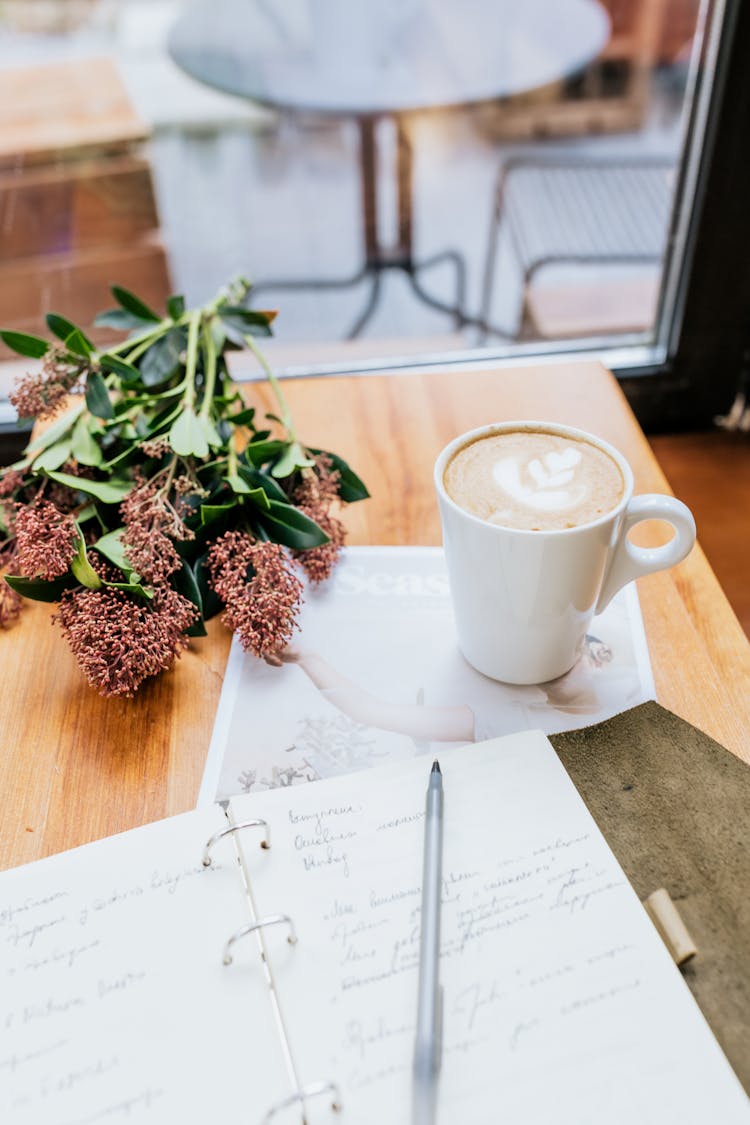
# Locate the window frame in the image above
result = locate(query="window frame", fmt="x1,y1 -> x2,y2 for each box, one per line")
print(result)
618,0 -> 750,430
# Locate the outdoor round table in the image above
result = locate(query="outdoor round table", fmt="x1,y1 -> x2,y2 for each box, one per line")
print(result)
169,0 -> 610,336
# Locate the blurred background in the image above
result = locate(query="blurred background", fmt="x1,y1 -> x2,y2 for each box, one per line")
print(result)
0,0 -> 704,365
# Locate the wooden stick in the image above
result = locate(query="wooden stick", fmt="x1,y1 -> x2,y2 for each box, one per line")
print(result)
643,889 -> 698,966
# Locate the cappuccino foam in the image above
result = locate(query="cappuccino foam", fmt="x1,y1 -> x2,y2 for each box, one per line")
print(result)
444,430 -> 625,531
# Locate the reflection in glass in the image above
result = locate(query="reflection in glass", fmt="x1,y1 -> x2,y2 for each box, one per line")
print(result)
0,0 -> 703,371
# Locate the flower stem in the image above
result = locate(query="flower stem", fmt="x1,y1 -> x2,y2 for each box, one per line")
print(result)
163,454 -> 179,495
183,312 -> 201,412
198,320 -> 218,419
104,320 -> 171,358
227,441 -> 238,477
244,335 -> 296,441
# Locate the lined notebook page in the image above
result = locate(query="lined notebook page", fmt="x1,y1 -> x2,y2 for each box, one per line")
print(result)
233,732 -> 750,1124
0,806 -> 291,1125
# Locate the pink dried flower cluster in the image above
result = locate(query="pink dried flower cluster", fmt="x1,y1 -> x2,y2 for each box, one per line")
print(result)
139,437 -> 172,459
291,455 -> 346,584
0,580 -> 22,626
173,473 -> 204,496
0,469 -> 24,498
14,500 -> 78,579
55,585 -> 197,697
172,473 -> 207,518
120,475 -> 193,584
0,494 -> 18,541
9,350 -> 83,420
208,531 -> 302,658
301,453 -> 341,504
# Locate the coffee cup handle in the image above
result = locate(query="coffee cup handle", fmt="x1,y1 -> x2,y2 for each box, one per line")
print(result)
595,494 -> 696,614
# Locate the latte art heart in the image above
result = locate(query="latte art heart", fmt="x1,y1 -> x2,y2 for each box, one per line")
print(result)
493,452 -> 588,513
444,430 -> 624,531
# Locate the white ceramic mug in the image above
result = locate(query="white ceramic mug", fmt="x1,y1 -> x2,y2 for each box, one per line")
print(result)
434,421 -> 696,684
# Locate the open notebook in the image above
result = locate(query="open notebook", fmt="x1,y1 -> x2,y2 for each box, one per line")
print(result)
2,733 -> 747,1124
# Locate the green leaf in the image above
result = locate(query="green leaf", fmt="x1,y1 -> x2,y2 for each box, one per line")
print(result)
223,305 -> 276,327
111,285 -> 160,323
25,403 -> 84,455
169,408 -> 209,458
33,437 -> 72,472
224,474 -> 271,510
200,501 -> 238,526
0,330 -> 49,358
219,306 -> 275,339
258,500 -> 329,550
309,448 -> 370,502
171,561 -> 206,637
99,354 -> 141,384
227,406 -> 256,426
75,503 -> 97,524
94,308 -> 153,330
198,414 -> 223,450
45,313 -> 78,342
243,439 -> 286,467
44,470 -> 132,504
140,328 -> 184,388
85,371 -> 114,420
70,531 -> 103,590
4,572 -> 76,603
225,472 -> 252,494
71,416 -> 103,467
167,295 -> 185,320
271,440 -> 315,479
93,527 -> 130,572
63,328 -> 94,358
237,464 -> 288,503
193,553 -> 224,621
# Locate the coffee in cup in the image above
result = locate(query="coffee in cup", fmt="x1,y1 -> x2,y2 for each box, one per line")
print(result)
434,421 -> 697,684
443,428 -> 625,532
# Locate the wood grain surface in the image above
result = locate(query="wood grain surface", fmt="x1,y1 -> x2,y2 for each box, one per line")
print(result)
2,360 -> 748,872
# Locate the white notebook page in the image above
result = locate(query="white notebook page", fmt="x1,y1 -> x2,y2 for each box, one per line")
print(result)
233,732 -> 750,1124
0,805 -> 291,1125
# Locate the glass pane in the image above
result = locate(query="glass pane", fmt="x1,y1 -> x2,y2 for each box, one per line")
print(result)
0,0 -> 711,372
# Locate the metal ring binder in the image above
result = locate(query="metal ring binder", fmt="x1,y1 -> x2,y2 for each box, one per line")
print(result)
222,914 -> 297,966
261,1080 -> 342,1122
202,819 -> 270,866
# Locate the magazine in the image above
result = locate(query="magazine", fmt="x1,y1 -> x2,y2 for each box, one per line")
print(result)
200,546 -> 655,803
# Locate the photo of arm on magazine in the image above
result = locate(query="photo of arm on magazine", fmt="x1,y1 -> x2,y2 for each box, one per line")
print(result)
201,548 -> 654,804
268,634 -> 616,743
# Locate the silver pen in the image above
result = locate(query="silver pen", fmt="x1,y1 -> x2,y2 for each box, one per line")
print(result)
412,759 -> 444,1125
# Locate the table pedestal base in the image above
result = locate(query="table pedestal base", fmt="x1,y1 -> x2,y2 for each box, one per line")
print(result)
251,115 -> 469,339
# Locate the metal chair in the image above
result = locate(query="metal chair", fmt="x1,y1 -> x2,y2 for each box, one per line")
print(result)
478,155 -> 676,341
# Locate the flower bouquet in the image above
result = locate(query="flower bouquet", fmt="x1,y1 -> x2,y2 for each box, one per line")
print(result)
0,279 -> 368,697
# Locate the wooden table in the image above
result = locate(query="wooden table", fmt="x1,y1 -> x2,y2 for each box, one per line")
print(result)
2,360 -> 749,873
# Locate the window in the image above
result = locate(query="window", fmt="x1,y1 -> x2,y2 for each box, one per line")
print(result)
0,0 -> 746,431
